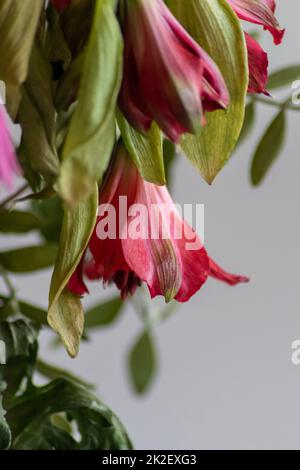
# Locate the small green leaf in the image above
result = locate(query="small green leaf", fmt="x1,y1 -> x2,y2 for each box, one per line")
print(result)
237,101 -> 256,146
48,185 -> 98,357
128,331 -> 157,394
0,244 -> 58,273
58,0 -> 123,206
0,210 -> 41,234
267,65 -> 300,90
167,0 -> 248,183
251,110 -> 286,186
117,112 -> 166,185
85,297 -> 123,328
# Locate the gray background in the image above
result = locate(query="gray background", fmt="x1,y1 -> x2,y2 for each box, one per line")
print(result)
0,0 -> 299,450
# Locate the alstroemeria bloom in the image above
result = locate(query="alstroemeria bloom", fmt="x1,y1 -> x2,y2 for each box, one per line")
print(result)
0,105 -> 20,189
227,0 -> 285,94
118,0 -> 229,143
68,144 -> 248,302
51,0 -> 71,12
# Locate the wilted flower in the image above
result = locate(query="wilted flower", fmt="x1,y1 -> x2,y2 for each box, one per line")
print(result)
0,105 -> 20,189
68,143 -> 248,302
118,0 -> 229,143
227,0 -> 285,94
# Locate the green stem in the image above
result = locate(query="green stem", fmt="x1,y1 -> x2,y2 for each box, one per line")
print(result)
252,95 -> 300,111
0,265 -> 15,299
0,183 -> 29,211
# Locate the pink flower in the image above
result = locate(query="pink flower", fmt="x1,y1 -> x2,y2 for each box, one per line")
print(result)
0,105 -> 20,189
118,0 -> 229,143
228,0 -> 285,45
68,143 -> 248,302
227,0 -> 285,94
51,0 -> 71,12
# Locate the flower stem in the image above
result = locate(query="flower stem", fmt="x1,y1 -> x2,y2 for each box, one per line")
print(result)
252,95 -> 300,112
0,265 -> 15,298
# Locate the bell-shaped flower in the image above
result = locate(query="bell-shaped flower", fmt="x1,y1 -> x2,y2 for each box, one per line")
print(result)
118,0 -> 229,143
68,143 -> 248,302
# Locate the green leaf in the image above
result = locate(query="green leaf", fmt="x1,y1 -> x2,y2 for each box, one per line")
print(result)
18,40 -> 60,188
8,378 -> 132,450
57,0 -> 95,59
0,210 -> 41,234
48,185 -> 98,357
267,65 -> 300,90
128,331 -> 157,394
58,0 -> 123,206
238,101 -> 256,146
45,6 -> 71,72
0,244 -> 58,273
31,196 -> 64,243
0,319 -> 39,399
0,383 -> 11,450
251,110 -> 286,186
0,0 -> 43,116
85,297 -> 123,329
0,319 -> 39,448
117,111 -> 166,185
167,0 -> 248,183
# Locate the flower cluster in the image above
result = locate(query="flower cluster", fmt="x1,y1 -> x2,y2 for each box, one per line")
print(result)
68,142 -> 249,302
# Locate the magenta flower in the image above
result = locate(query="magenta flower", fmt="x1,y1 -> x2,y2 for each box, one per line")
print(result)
68,144 -> 248,302
118,0 -> 229,143
228,0 -> 285,45
0,105 -> 20,189
227,0 -> 285,94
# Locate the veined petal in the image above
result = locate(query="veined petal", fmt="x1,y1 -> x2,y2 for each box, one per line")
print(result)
227,0 -> 285,44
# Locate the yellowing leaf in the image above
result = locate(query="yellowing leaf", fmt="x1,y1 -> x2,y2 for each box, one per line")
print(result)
167,0 -> 248,183
48,185 -> 98,357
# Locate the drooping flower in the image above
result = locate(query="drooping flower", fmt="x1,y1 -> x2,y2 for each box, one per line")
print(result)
51,0 -> 71,12
68,143 -> 248,302
227,0 -> 285,45
227,0 -> 285,94
0,105 -> 20,189
118,0 -> 229,143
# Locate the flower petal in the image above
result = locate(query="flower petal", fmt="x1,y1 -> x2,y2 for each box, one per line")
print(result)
228,0 -> 285,44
